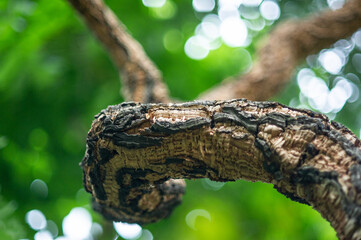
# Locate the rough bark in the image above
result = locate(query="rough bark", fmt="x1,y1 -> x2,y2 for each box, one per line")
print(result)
83,99 -> 361,239
67,0 -> 170,103
199,0 -> 361,101
71,0 -> 361,238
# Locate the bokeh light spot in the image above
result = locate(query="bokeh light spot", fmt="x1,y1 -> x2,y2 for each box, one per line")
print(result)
163,29 -> 183,52
240,5 -> 260,19
46,220 -> 59,238
90,222 -> 103,238
34,230 -> 53,240
30,179 -> 48,198
202,178 -> 225,190
241,0 -> 262,7
200,14 -> 221,40
297,68 -> 355,114
260,1 -> 280,21
11,17 -> 27,32
192,0 -> 215,12
327,0 -> 345,10
352,53 -> 361,73
184,36 -> 210,60
138,229 -> 153,240
113,221 -> 142,239
353,30 -> 361,49
218,5 -> 239,21
149,0 -> 177,19
220,17 -> 248,47
334,39 -> 354,55
142,0 -> 166,8
185,209 -> 211,230
26,209 -> 47,231
245,18 -> 265,31
318,49 -> 345,74
62,207 -> 92,239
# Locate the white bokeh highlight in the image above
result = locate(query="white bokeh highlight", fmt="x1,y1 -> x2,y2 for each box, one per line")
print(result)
113,221 -> 142,239
142,0 -> 166,8
220,17 -> 248,47
26,209 -> 47,231
318,49 -> 345,74
240,5 -> 260,19
260,1 -> 280,21
297,69 -> 357,113
327,0 -> 345,10
200,14 -> 221,40
185,36 -> 210,60
218,5 -> 240,21
241,0 -> 262,7
62,207 -> 92,239
193,0 -> 215,12
34,230 -> 53,240
353,30 -> 361,49
218,0 -> 242,7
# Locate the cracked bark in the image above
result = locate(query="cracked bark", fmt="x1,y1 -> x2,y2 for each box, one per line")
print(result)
199,0 -> 361,101
67,0 -> 170,103
70,0 -> 361,239
83,99 -> 361,239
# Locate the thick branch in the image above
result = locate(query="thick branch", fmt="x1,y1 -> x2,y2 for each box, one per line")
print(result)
83,99 -> 361,239
67,0 -> 169,103
199,0 -> 361,101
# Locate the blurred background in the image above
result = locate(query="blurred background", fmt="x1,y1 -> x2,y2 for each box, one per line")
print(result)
1,0 -> 361,239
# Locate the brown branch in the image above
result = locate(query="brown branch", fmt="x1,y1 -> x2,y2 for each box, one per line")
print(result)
83,99 -> 361,239
199,0 -> 361,101
67,0 -> 170,103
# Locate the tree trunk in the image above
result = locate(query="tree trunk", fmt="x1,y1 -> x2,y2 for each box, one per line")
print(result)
82,99 -> 361,240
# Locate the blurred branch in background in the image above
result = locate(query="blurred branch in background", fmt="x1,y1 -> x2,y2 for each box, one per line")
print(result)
67,0 -> 170,103
199,0 -> 361,101
67,0 -> 361,239
2,0 -> 361,239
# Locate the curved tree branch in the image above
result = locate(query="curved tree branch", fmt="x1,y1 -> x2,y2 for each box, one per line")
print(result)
199,0 -> 361,101
83,99 -> 361,239
67,0 -> 170,103
71,0 -> 361,238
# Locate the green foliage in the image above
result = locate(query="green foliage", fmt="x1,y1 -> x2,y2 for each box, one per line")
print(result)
1,0 -> 359,239
0,195 -> 25,239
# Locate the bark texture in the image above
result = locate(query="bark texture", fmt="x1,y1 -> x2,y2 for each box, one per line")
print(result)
83,99 -> 361,239
67,0 -> 170,103
72,0 -> 361,238
199,0 -> 361,101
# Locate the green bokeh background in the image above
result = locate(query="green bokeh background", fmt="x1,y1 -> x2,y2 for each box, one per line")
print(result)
1,0 -> 360,239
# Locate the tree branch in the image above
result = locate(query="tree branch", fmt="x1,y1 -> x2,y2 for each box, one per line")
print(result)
67,0 -> 170,103
199,0 -> 361,101
83,99 -> 361,239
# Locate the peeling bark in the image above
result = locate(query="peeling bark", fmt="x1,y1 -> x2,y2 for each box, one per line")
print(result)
199,0 -> 361,101
67,0 -> 170,103
83,99 -> 361,239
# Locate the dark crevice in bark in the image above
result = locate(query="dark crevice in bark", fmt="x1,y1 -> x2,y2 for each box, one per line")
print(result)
82,99 -> 361,239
